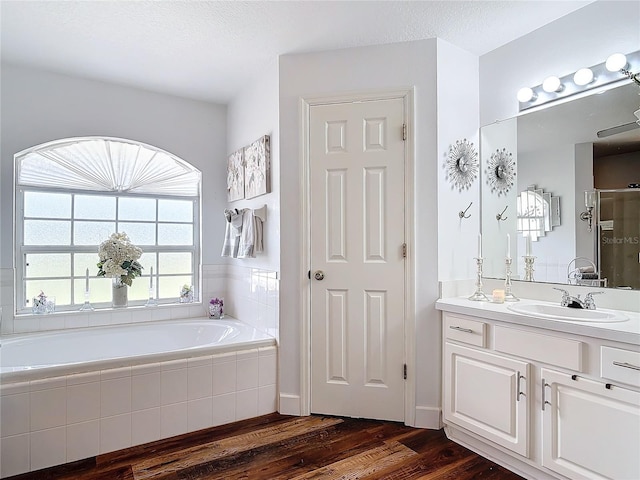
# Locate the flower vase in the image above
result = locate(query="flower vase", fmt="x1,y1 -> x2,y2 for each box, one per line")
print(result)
112,277 -> 128,308
209,298 -> 224,319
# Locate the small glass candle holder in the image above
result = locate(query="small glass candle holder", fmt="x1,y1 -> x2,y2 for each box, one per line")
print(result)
145,288 -> 158,307
79,290 -> 95,311
32,292 -> 55,314
180,285 -> 194,303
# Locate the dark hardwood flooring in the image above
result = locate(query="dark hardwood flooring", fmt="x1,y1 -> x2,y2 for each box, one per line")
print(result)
9,413 -> 524,480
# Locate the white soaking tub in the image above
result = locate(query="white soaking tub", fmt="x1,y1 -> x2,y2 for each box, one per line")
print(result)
0,317 -> 275,382
0,318 -> 278,478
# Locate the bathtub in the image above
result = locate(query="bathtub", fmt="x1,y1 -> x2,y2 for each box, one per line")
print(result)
0,317 -> 278,478
1,317 -> 275,382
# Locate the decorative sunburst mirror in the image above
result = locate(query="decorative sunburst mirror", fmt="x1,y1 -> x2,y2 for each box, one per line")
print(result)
445,139 -> 479,191
485,148 -> 516,196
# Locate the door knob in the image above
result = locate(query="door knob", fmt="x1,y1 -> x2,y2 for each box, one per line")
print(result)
314,270 -> 325,281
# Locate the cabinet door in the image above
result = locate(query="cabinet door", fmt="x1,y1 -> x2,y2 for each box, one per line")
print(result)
444,342 -> 530,457
542,368 -> 640,480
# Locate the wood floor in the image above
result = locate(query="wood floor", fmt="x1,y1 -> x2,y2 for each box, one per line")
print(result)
9,413 -> 524,480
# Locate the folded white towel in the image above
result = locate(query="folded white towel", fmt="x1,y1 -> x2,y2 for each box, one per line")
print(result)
237,209 -> 255,258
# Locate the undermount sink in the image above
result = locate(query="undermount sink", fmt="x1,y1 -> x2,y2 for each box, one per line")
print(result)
507,303 -> 629,323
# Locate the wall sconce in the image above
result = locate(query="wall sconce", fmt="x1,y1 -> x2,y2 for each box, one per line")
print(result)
517,50 -> 640,111
580,190 -> 597,232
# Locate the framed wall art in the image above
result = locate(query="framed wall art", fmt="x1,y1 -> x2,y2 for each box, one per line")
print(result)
244,135 -> 270,199
227,149 -> 244,202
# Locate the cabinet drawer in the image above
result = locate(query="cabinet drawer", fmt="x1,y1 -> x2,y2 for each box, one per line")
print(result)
601,346 -> 640,388
444,314 -> 486,347
494,326 -> 583,371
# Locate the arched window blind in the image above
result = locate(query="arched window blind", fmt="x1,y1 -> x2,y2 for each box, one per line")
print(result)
16,137 -> 201,196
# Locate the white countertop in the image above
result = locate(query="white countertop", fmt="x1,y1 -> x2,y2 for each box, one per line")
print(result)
436,297 -> 640,346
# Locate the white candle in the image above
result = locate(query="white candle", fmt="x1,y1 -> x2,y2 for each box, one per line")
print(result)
526,236 -> 532,256
85,268 -> 89,291
478,233 -> 482,258
149,267 -> 153,288
506,234 -> 511,259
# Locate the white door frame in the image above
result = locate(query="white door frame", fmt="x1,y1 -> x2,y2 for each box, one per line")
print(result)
299,88 -> 415,424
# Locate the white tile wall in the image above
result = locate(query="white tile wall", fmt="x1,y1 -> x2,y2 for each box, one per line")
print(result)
0,346 -> 278,478
2,265 -> 280,344
66,420 -> 99,462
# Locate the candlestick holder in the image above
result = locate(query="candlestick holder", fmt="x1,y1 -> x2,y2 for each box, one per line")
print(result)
79,290 -> 95,311
504,257 -> 519,302
145,288 -> 158,307
524,255 -> 536,282
469,257 -> 489,301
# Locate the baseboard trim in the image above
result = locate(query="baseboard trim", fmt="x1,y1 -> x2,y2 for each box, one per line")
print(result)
278,393 -> 302,416
413,406 -> 442,429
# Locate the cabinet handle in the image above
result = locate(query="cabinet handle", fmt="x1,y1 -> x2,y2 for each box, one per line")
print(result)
449,326 -> 473,333
516,372 -> 525,401
613,361 -> 640,371
541,379 -> 551,411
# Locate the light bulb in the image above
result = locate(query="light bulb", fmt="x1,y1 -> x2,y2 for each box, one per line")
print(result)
574,68 -> 594,86
517,87 -> 535,103
605,53 -> 627,72
542,76 -> 562,93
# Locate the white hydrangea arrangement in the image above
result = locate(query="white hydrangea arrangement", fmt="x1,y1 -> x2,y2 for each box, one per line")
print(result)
97,232 -> 143,286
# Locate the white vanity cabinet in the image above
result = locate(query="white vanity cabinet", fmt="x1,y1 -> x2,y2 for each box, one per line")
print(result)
444,341 -> 530,457
440,308 -> 640,480
541,368 -> 640,480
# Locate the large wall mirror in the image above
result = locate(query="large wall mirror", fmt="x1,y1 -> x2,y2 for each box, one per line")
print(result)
480,81 -> 640,290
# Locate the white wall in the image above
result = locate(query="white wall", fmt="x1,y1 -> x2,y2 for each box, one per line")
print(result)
278,39 -> 464,426
480,1 -> 640,126
225,58 -> 281,339
436,41 -> 480,283
0,64 -> 227,325
226,57 -> 280,274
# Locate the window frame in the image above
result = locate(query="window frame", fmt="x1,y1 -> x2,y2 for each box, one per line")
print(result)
14,137 -> 202,315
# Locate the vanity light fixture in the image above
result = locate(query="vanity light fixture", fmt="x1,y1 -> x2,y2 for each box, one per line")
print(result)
542,76 -> 562,93
573,68 -> 594,86
606,53 -> 627,72
517,87 -> 536,103
580,190 -> 597,232
517,50 -> 640,111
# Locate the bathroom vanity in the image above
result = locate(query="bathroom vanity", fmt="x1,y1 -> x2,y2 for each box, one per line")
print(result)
436,297 -> 640,480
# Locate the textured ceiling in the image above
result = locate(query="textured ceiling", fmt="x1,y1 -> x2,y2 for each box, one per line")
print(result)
1,0 -> 594,103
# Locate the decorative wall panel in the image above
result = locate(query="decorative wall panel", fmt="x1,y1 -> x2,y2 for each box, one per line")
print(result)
244,135 -> 270,199
226,149 -> 244,202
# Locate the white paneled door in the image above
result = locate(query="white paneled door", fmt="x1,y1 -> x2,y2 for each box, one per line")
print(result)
309,97 -> 406,421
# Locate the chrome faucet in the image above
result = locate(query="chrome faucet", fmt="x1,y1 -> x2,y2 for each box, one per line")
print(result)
553,288 -> 603,310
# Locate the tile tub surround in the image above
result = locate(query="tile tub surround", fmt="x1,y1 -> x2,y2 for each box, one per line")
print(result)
0,346 -> 278,478
0,265 -> 279,341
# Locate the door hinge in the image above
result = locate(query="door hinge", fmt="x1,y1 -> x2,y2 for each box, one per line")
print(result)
402,124 -> 407,141
402,243 -> 407,258
403,363 -> 407,380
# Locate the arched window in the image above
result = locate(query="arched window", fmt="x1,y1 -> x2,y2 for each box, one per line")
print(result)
15,137 -> 201,312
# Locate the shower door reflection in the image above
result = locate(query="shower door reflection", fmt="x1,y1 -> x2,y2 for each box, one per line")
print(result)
598,190 -> 640,290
